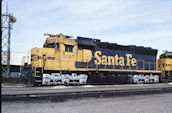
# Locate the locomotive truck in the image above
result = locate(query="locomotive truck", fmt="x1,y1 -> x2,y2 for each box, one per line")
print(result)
21,33 -> 171,86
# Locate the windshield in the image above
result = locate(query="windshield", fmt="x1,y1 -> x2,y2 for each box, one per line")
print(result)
160,54 -> 172,59
44,43 -> 59,49
44,43 -> 55,48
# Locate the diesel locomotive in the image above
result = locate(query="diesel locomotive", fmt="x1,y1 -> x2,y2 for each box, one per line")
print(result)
21,33 -> 171,86
158,51 -> 172,82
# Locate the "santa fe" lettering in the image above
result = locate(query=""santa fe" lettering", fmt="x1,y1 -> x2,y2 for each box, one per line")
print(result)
94,51 -> 136,66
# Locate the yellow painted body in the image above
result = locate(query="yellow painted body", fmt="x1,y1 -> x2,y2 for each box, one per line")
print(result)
32,34 -> 77,71
31,34 -> 94,72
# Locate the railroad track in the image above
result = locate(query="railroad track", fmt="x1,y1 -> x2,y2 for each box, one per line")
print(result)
2,83 -> 172,101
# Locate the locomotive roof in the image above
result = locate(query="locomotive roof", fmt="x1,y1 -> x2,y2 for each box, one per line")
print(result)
44,33 -> 157,55
76,36 -> 157,55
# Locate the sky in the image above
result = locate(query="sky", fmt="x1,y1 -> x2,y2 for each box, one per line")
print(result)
2,0 -> 172,56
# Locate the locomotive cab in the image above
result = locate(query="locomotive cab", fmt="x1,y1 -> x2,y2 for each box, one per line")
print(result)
32,33 -> 78,69
31,33 -> 81,85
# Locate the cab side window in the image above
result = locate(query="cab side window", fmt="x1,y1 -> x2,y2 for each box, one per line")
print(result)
56,43 -> 59,50
65,45 -> 73,52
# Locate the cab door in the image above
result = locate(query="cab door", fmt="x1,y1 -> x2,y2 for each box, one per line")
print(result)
61,44 -> 77,70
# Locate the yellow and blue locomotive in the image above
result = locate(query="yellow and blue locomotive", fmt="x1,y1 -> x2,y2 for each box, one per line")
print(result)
22,33 -> 162,85
158,51 -> 172,82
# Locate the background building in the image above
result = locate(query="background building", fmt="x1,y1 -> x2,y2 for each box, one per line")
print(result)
2,51 -> 30,78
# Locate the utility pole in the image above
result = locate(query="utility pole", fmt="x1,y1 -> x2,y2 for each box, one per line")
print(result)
0,0 -> 2,79
1,0 -> 16,78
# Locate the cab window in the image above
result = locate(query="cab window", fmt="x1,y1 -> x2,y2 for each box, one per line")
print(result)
65,45 -> 73,52
56,43 -> 59,50
44,43 -> 60,49
44,43 -> 55,48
